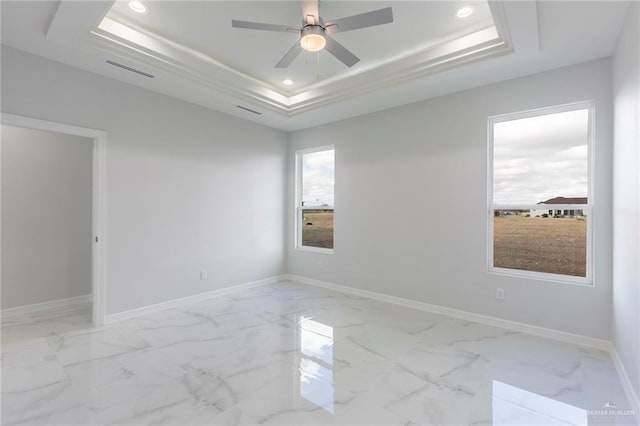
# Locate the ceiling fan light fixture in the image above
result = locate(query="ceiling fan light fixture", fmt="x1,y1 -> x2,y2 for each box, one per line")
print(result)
300,26 -> 326,52
455,5 -> 474,18
231,2 -> 393,68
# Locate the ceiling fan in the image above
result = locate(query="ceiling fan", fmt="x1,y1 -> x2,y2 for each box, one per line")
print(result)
231,0 -> 393,68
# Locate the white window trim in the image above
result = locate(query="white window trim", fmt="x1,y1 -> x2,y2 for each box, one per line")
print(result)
295,145 -> 335,254
486,100 -> 595,286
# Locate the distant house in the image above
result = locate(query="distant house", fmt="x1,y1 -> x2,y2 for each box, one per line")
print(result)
530,197 -> 588,218
494,209 -> 525,217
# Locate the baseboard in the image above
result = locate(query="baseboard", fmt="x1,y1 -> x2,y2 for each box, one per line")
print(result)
282,274 -> 610,351
610,344 -> 640,423
1,294 -> 92,320
104,275 -> 284,323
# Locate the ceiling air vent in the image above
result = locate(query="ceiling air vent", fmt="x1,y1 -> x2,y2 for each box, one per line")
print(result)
105,60 -> 154,78
236,105 -> 262,115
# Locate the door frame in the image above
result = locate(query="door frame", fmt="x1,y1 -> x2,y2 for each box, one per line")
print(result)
1,113 -> 107,325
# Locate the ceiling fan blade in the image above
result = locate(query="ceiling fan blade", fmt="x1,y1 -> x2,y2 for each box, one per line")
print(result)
232,20 -> 300,33
323,34 -> 360,67
301,0 -> 320,25
275,41 -> 304,68
324,7 -> 393,34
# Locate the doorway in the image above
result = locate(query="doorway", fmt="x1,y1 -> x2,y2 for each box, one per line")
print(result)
1,113 -> 106,325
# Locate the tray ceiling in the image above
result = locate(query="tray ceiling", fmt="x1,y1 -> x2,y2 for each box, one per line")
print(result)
105,1 -> 496,91
2,1 -> 630,130
48,1 -> 512,117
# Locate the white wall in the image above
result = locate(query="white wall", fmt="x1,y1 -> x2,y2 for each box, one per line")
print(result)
1,47 -> 287,315
0,44 -> 622,344
287,58 -> 613,340
612,1 -> 640,399
1,125 -> 93,309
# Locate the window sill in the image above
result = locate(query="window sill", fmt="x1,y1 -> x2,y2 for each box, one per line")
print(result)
295,246 -> 334,255
489,267 -> 593,286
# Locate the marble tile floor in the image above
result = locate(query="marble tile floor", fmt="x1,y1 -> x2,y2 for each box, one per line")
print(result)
1,280 -> 635,425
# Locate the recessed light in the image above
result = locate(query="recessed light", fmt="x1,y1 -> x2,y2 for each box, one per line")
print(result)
128,1 -> 147,13
282,79 -> 294,86
455,5 -> 474,18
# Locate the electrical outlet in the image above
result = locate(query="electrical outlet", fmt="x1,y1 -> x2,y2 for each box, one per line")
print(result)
200,270 -> 208,280
496,288 -> 505,300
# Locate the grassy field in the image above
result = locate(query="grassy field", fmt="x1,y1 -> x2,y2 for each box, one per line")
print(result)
494,215 -> 587,277
302,210 -> 334,249
299,212 -> 585,276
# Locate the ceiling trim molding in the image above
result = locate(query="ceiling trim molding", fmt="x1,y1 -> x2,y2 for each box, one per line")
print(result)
89,19 -> 292,113
46,0 -> 517,117
286,28 -> 511,116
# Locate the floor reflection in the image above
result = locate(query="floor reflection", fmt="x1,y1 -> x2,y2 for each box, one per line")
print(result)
492,380 -> 588,425
2,282 -> 631,425
298,317 -> 335,413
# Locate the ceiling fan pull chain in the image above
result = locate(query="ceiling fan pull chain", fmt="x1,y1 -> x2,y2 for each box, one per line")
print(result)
316,52 -> 320,81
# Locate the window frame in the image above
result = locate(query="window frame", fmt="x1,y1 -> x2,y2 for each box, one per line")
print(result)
295,145 -> 335,254
487,101 -> 595,286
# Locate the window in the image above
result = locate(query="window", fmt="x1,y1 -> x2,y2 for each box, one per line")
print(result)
488,103 -> 593,284
295,146 -> 335,252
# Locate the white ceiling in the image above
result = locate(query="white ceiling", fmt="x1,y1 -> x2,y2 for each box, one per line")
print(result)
106,0 -> 494,90
0,1 -> 631,131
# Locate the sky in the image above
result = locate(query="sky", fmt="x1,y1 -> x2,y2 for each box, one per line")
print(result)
493,108 -> 589,205
302,149 -> 334,207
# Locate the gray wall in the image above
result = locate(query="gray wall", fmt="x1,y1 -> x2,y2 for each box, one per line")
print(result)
612,1 -> 640,399
1,125 -> 93,309
1,47 -> 288,315
287,58 -> 613,340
